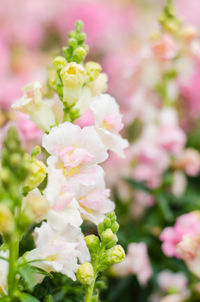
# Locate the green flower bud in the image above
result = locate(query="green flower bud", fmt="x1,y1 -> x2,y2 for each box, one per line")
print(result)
98,221 -> 105,235
76,262 -> 94,285
0,204 -> 14,234
100,245 -> 125,271
75,20 -> 84,33
68,38 -> 78,50
101,229 -> 118,248
72,47 -> 87,63
31,146 -> 41,158
85,61 -> 102,82
10,153 -> 22,167
77,32 -> 86,44
106,212 -> 117,223
111,222 -> 119,233
24,157 -> 46,193
103,217 -> 111,229
85,235 -> 100,254
106,245 -> 125,265
53,56 -> 67,71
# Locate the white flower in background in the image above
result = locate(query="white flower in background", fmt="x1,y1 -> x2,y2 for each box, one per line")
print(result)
0,249 -> 9,297
26,222 -> 89,284
12,81 -> 56,132
42,122 -> 108,186
112,242 -> 152,285
90,94 -> 128,157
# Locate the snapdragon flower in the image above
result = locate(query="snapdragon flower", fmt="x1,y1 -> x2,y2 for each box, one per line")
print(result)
12,81 -> 56,132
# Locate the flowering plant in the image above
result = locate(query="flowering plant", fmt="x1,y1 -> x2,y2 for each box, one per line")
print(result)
0,21 -> 127,302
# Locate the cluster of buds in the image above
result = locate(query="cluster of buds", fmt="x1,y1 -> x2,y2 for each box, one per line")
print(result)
49,21 -> 107,123
0,127 -> 30,235
77,212 -> 125,297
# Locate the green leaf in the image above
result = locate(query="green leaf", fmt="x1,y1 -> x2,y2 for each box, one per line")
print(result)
20,293 -> 40,302
18,265 -> 36,291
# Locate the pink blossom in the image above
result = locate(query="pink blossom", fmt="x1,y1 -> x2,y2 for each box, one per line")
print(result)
74,110 -> 94,128
158,126 -> 186,156
152,35 -> 177,61
160,212 -> 200,257
112,242 -> 152,285
17,112 -> 42,145
181,62 -> 200,117
176,148 -> 200,176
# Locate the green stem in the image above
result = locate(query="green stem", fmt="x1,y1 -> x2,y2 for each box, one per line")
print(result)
85,247 -> 105,302
7,233 -> 19,300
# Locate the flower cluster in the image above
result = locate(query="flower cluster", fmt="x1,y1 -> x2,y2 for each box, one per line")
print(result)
0,21 -> 127,301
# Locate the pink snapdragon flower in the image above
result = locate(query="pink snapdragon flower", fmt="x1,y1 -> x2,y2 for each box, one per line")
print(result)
17,112 -> 42,147
160,212 -> 200,257
112,242 -> 152,285
151,35 -> 178,61
157,270 -> 190,302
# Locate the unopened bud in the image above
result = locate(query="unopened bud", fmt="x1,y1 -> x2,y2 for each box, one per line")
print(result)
101,229 -> 118,248
24,158 -> 46,193
111,222 -> 119,233
75,20 -> 84,33
101,245 -> 125,269
53,56 -> 67,71
76,262 -> 94,285
0,204 -> 14,234
25,191 -> 49,221
85,235 -> 100,254
72,47 -> 87,63
85,62 -> 102,81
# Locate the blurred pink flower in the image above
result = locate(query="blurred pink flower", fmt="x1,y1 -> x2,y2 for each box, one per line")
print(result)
160,212 -> 200,257
152,35 -> 177,61
112,242 -> 152,285
181,62 -> 200,117
17,112 -> 42,148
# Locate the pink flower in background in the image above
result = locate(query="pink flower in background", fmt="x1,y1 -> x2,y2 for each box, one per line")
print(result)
17,112 -> 42,146
160,212 -> 200,257
112,242 -> 152,285
181,62 -> 200,117
152,35 -> 178,61
176,148 -> 200,176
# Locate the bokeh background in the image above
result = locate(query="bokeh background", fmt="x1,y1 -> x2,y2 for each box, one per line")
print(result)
2,1 -> 200,301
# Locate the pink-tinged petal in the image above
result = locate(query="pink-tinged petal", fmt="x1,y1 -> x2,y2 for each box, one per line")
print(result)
74,110 -> 95,128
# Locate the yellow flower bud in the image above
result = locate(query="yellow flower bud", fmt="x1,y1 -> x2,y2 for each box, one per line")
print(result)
0,204 -> 14,234
85,61 -> 102,82
24,158 -> 46,192
53,56 -> 67,70
60,62 -> 86,89
24,190 -> 49,221
76,262 -> 94,285
101,229 -> 118,248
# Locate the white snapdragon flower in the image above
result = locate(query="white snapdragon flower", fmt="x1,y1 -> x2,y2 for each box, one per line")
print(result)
42,122 -> 108,186
26,222 -> 89,283
44,167 -> 114,225
90,94 -> 128,157
0,249 -> 9,297
12,82 -> 56,132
